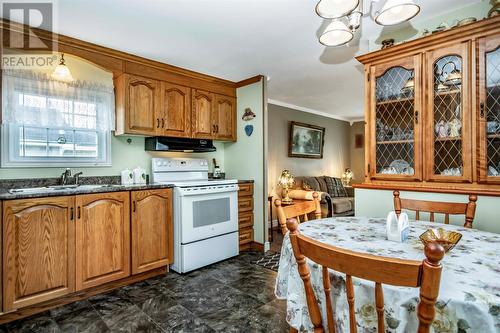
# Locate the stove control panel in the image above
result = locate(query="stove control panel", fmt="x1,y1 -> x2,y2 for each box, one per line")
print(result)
152,158 -> 209,172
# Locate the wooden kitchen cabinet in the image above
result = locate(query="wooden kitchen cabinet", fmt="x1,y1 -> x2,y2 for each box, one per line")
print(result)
159,82 -> 192,138
3,197 -> 75,311
75,192 -> 130,290
238,182 -> 254,251
192,89 -> 215,139
115,74 -> 161,136
131,189 -> 173,274
214,94 -> 236,141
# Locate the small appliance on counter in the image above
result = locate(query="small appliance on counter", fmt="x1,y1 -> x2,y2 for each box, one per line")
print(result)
121,169 -> 134,185
152,157 -> 239,273
212,158 -> 222,179
133,166 -> 147,184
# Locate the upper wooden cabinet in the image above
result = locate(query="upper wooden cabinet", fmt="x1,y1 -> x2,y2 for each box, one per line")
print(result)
160,82 -> 191,138
116,76 -> 237,141
192,89 -> 215,139
131,189 -> 173,274
356,17 -> 500,194
75,192 -> 130,290
3,197 -> 75,311
115,74 -> 160,136
214,95 -> 237,140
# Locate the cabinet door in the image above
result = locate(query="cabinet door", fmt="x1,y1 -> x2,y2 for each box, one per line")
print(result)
126,74 -> 160,135
160,82 -> 191,138
131,189 -> 173,274
192,89 -> 215,139
75,192 -> 130,290
424,42 -> 472,182
369,55 -> 422,181
214,94 -> 236,141
3,197 -> 75,311
478,35 -> 500,184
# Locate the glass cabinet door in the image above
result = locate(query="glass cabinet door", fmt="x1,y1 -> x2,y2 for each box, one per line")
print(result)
425,43 -> 471,182
369,55 -> 422,180
478,35 -> 500,184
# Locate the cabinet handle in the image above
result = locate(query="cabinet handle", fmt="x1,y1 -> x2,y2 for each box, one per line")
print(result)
77,207 -> 81,219
216,125 -> 219,133
162,118 -> 165,128
133,201 -> 136,212
70,207 -> 74,220
157,118 -> 160,128
480,101 -> 485,118
368,164 -> 371,173
415,110 -> 419,124
213,124 -> 216,133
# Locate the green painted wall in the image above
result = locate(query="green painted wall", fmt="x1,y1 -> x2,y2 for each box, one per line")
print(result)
225,80 -> 266,244
355,189 -> 500,234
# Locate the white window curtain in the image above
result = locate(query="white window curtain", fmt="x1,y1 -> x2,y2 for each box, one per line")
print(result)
1,69 -> 115,167
2,69 -> 115,131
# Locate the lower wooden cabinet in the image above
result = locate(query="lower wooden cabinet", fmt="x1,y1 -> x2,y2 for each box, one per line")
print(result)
131,189 -> 173,274
238,182 -> 254,251
75,192 -> 130,290
1,189 -> 173,312
2,197 -> 75,311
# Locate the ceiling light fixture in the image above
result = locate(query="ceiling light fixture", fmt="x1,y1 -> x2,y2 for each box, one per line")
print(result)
51,53 -> 74,82
315,0 -> 359,19
374,0 -> 420,26
319,18 -> 354,47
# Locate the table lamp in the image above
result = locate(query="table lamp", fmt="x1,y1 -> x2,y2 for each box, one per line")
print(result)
278,169 -> 295,204
341,168 -> 353,186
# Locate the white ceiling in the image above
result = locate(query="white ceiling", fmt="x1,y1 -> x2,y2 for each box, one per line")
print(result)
6,0 -> 483,121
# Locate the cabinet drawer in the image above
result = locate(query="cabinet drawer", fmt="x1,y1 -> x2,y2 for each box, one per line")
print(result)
238,183 -> 253,197
238,212 -> 254,229
239,227 -> 253,245
238,197 -> 253,212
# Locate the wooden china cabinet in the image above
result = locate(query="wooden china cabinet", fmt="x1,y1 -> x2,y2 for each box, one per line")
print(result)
356,16 -> 500,195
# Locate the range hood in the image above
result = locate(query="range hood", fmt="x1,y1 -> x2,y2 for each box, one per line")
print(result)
145,137 -> 216,153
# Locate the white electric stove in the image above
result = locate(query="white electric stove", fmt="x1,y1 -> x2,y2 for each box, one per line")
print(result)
152,157 -> 239,273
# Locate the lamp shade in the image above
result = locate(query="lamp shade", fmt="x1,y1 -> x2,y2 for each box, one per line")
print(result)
319,19 -> 354,47
341,168 -> 353,186
375,0 -> 420,26
315,0 -> 359,19
51,53 -> 74,82
278,170 -> 295,188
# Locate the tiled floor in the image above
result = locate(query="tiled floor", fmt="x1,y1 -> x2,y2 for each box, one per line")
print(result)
0,253 -> 289,333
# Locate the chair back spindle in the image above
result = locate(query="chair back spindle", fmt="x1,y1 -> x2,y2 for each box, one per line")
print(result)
393,190 -> 477,228
286,218 -> 445,333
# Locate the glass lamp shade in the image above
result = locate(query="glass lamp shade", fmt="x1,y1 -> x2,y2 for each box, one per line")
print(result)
51,54 -> 74,82
341,168 -> 354,186
319,19 -> 354,46
375,0 -> 420,26
315,0 -> 359,19
278,170 -> 295,204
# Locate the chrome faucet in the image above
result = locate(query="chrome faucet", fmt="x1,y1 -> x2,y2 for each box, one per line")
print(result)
61,168 -> 72,185
60,169 -> 83,186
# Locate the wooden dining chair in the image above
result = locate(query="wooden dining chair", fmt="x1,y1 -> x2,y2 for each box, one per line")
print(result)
287,218 -> 445,333
274,192 -> 322,234
393,190 -> 477,228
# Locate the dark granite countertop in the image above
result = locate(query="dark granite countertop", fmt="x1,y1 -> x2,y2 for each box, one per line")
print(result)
238,180 -> 254,184
0,176 -> 173,200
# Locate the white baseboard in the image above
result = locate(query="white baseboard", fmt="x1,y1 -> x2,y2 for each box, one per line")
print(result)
264,241 -> 270,252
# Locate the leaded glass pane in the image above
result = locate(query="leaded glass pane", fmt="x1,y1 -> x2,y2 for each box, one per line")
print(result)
432,56 -> 463,176
375,66 -> 415,175
486,47 -> 500,177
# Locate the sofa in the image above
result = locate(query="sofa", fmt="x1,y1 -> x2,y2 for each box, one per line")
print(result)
289,176 -> 355,217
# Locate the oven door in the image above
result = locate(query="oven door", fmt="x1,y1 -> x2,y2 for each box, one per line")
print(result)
177,185 -> 238,244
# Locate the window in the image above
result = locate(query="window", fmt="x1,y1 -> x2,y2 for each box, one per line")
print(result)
1,70 -> 114,167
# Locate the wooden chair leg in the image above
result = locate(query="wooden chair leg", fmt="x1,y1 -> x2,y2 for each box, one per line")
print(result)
290,328 -> 298,333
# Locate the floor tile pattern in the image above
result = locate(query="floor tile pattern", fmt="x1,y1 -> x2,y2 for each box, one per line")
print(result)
0,253 -> 288,333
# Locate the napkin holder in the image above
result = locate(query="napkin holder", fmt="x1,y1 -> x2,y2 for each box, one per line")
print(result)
386,211 -> 409,243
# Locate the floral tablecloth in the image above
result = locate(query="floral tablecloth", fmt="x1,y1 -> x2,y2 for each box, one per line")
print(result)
275,217 -> 500,333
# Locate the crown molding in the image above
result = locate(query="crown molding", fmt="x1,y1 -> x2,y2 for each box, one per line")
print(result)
268,99 -> 363,123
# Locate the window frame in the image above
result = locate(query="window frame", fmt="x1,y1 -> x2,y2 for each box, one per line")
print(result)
1,123 -> 112,168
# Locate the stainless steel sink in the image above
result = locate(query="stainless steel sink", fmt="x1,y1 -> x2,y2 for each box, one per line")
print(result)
9,184 -> 119,194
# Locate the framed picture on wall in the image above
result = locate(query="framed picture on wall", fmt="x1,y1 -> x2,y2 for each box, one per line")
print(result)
288,121 -> 325,159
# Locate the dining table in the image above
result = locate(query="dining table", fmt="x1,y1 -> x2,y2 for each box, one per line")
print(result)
275,216 -> 500,333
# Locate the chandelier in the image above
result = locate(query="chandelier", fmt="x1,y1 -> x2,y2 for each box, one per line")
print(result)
316,0 -> 421,47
